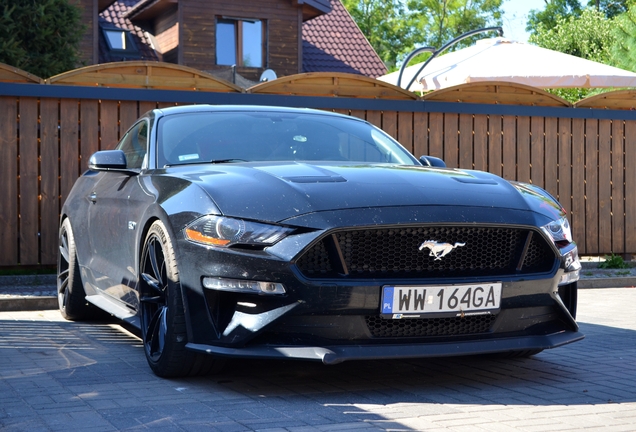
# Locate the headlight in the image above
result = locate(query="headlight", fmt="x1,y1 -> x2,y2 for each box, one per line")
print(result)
541,217 -> 573,244
185,215 -> 293,247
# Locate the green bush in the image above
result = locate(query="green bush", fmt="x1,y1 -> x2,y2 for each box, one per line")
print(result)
598,253 -> 631,269
0,0 -> 85,77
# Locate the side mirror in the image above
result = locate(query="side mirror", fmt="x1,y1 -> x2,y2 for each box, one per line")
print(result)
419,155 -> 446,168
88,150 -> 136,174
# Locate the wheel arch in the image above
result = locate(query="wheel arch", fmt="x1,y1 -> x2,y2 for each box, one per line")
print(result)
136,213 -> 198,342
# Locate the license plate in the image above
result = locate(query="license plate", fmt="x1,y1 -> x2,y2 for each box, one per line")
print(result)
381,283 -> 502,318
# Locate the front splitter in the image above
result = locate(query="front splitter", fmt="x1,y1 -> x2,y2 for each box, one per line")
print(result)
186,330 -> 584,364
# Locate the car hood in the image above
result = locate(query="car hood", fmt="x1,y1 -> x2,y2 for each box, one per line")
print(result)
166,162 -> 564,223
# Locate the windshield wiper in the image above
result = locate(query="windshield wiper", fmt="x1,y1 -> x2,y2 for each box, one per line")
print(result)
208,159 -> 248,164
165,158 -> 248,167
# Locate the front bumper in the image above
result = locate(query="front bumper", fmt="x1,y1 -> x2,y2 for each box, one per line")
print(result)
175,218 -> 582,360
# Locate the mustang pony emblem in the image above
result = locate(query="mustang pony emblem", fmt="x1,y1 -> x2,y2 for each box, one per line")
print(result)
419,240 -> 466,260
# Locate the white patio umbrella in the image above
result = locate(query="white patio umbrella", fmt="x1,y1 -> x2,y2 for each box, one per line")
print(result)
379,37 -> 636,92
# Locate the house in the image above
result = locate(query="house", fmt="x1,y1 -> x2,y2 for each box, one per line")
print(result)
74,0 -> 387,85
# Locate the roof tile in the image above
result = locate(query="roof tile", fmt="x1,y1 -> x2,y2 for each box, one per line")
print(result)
302,0 -> 387,78
99,0 -> 159,63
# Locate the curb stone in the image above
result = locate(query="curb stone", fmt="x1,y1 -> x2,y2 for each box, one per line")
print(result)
0,274 -> 57,311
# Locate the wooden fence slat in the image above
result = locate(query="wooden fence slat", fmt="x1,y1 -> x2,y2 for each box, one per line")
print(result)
544,117 -> 558,199
398,111 -> 413,154
81,100 -> 99,169
571,118 -> 586,254
516,116 -> 531,183
157,102 -> 177,110
459,113 -> 473,170
598,119 -> 612,253
0,97 -> 18,265
625,121 -> 636,254
349,109 -> 365,121
60,99 -> 79,204
119,100 -> 138,136
100,100 -> 120,150
558,118 -> 573,215
413,112 -> 428,158
428,112 -> 444,160
488,115 -> 503,177
139,101 -> 157,115
366,110 -> 382,129
382,111 -> 398,140
40,98 -> 59,266
530,116 -> 545,188
19,98 -> 40,264
473,114 -> 488,172
585,119 -> 599,253
611,119 -> 625,254
443,114 -> 459,168
502,116 -> 516,180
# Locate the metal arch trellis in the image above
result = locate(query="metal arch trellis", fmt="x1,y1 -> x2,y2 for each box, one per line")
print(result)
397,26 -> 504,91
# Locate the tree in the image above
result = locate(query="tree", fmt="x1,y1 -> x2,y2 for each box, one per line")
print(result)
343,0 -> 504,72
406,0 -> 504,50
0,0 -> 85,77
586,0 -> 633,18
527,0 -> 583,34
610,5 -> 636,71
342,0 -> 414,70
529,8 -> 614,66
528,7 -> 615,101
527,0 -> 632,37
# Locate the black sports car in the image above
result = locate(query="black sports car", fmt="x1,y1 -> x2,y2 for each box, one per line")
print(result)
58,105 -> 583,377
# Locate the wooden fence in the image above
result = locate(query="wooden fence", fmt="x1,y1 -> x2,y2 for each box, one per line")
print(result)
1,62 -> 636,267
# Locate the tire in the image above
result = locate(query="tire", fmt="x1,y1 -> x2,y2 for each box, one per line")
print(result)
139,220 -> 222,377
57,218 -> 93,320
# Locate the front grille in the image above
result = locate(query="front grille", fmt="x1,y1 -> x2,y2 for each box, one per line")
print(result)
296,226 -> 556,279
365,314 -> 497,338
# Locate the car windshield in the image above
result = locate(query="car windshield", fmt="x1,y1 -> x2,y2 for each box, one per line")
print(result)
157,111 -> 418,167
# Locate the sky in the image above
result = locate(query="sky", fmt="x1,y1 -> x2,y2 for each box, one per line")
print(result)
500,0 -> 547,43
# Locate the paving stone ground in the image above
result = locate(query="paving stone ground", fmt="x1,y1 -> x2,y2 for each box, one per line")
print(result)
0,287 -> 635,431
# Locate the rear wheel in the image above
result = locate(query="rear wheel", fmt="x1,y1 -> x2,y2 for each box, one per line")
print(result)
139,220 -> 221,377
57,218 -> 93,320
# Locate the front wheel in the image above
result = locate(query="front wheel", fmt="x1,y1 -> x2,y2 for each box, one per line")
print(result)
139,220 -> 221,377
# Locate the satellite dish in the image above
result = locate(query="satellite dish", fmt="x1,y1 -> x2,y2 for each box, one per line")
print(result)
259,69 -> 277,82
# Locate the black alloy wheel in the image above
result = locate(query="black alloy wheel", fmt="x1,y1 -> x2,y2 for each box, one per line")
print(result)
57,218 -> 92,320
139,220 -> 219,377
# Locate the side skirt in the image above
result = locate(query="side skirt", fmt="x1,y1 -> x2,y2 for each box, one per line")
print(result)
86,294 -> 140,328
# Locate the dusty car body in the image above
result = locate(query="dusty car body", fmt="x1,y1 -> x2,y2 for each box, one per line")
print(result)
57,105 -> 583,377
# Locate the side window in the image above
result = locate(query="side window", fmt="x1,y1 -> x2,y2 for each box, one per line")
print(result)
117,121 -> 148,169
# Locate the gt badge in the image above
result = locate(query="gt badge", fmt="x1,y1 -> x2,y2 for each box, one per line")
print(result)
419,240 -> 466,260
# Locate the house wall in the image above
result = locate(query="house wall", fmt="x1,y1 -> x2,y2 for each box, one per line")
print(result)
180,0 -> 300,80
153,6 -> 179,58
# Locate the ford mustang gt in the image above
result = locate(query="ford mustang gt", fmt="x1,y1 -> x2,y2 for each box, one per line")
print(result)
57,105 -> 583,377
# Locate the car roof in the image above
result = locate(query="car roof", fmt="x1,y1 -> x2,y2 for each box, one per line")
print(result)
153,104 -> 361,122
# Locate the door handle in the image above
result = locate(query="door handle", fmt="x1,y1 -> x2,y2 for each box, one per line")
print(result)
89,192 -> 97,203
